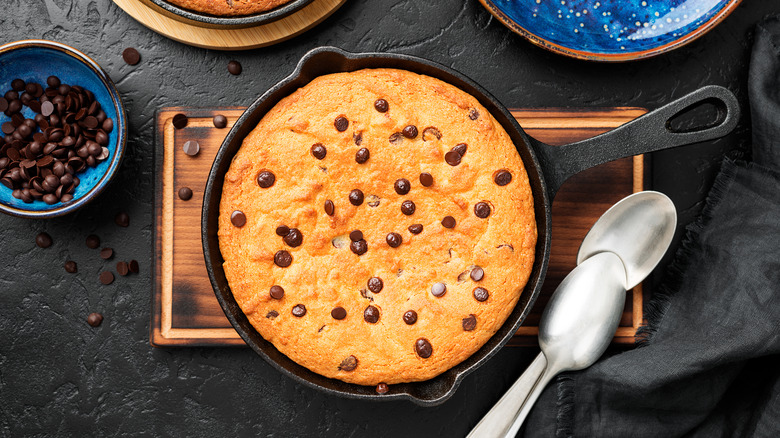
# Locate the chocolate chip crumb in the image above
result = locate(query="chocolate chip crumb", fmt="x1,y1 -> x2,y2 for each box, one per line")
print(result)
338,355 -> 358,371
87,312 -> 103,327
462,314 -> 477,331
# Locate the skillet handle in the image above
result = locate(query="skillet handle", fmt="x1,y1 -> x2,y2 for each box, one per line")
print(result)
533,85 -> 740,199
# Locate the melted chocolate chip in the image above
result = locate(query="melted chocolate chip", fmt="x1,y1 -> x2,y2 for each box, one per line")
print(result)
338,355 -> 358,371
230,210 -> 246,227
408,224 -> 423,234
274,250 -> 292,267
350,240 -> 368,255
292,304 -> 306,317
453,143 -> 468,157
389,132 -> 403,144
494,170 -> 512,186
394,178 -> 410,195
367,195 -> 381,207
470,267 -> 484,282
469,108 -> 479,120
401,200 -> 416,216
374,99 -> 389,113
334,116 -> 349,132
462,314 -> 477,331
256,171 -> 275,188
270,285 -> 285,300
445,150 -> 462,166
266,310 -> 279,319
376,383 -> 389,394
403,310 -> 417,325
310,143 -> 327,160
386,232 -> 402,248
431,282 -> 447,297
284,228 -> 303,247
474,202 -> 491,218
349,189 -> 364,206
353,132 -> 363,146
331,306 -> 347,320
441,216 -> 456,228
363,305 -> 380,323
415,338 -> 433,358
473,287 -> 489,302
419,172 -> 433,187
324,200 -> 335,216
422,126 -> 441,141
402,125 -> 418,139
349,230 -> 364,242
367,277 -> 383,293
355,147 -> 370,164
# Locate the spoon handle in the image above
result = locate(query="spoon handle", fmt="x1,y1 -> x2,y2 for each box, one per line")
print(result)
502,365 -> 559,438
466,352 -> 547,438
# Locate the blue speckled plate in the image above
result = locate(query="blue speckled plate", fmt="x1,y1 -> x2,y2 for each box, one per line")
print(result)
0,40 -> 126,218
479,0 -> 742,61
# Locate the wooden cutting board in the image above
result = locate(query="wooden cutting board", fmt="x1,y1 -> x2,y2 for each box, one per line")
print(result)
151,107 -> 647,347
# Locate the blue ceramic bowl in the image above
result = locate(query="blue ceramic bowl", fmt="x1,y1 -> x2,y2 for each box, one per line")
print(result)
0,40 -> 126,218
479,0 -> 742,61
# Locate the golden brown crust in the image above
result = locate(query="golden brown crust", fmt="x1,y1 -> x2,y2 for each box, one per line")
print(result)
165,0 -> 293,16
218,69 -> 536,385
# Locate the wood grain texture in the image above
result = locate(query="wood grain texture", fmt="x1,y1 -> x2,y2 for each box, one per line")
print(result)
113,0 -> 346,50
152,107 -> 647,347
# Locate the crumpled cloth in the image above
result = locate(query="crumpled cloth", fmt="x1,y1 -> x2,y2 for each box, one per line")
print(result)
522,16 -> 780,438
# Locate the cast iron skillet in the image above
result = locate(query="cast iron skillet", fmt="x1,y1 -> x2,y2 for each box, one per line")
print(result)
141,0 -> 314,29
202,47 -> 739,406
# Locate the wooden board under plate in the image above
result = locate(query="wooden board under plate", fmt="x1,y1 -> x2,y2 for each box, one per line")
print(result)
152,107 -> 648,347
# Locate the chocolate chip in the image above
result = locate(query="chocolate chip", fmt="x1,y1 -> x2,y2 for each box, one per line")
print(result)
11,78 -> 25,91
349,230 -> 363,242
473,287 -> 489,302
376,383 -> 389,394
470,267 -> 484,282
227,60 -> 242,75
445,150 -> 462,166
415,338 -> 433,358
324,200 -> 335,216
422,126 -> 441,141
419,172 -> 433,187
86,234 -> 100,249
213,114 -> 227,128
172,114 -> 188,129
99,271 -> 114,285
274,250 -> 292,267
0,98 -> 7,113
389,132 -> 403,144
338,355 -> 358,371
462,314 -> 477,331
129,260 -> 139,274
367,277 -> 383,293
230,210 -> 246,227
283,228 -> 303,247
270,285 -> 285,299
178,187 -> 193,200
41,101 -> 54,117
374,99 -> 388,113
401,200 -> 416,215
310,143 -> 327,160
331,306 -> 347,320
64,260 -> 77,273
87,312 -> 103,327
116,261 -> 129,276
256,170 -> 275,188
350,240 -> 367,256
402,125 -> 418,139
122,47 -> 141,65
334,116 -> 349,132
292,304 -> 306,317
363,305 -> 380,323
431,282 -> 447,297
349,189 -> 364,206
453,143 -> 468,157
469,108 -> 479,120
100,247 -> 114,260
367,194 -> 381,207
275,225 -> 290,236
408,224 -> 423,234
403,310 -> 417,325
474,202 -> 491,218
353,131 -> 363,145
355,147 -> 370,164
394,178 -> 410,195
441,216 -> 456,228
266,310 -> 279,319
385,232 -> 402,248
35,232 -> 52,248
494,170 -> 512,186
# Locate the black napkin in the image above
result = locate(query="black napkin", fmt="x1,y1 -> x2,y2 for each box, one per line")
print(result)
522,16 -> 780,438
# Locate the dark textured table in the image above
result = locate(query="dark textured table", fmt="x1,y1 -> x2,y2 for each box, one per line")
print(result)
1,1 -> 775,436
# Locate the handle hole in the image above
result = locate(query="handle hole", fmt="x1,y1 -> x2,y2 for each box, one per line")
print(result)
666,98 -> 726,133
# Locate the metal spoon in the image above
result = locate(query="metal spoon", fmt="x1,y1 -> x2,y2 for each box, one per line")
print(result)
468,191 -> 677,438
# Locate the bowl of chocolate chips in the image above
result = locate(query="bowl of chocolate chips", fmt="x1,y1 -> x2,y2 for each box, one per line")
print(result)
0,40 -> 126,218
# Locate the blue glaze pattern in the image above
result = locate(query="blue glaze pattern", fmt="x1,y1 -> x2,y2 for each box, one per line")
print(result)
485,0 -> 739,59
0,41 -> 125,217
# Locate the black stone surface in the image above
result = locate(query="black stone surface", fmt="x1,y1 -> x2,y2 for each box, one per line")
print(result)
0,1 -> 775,436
